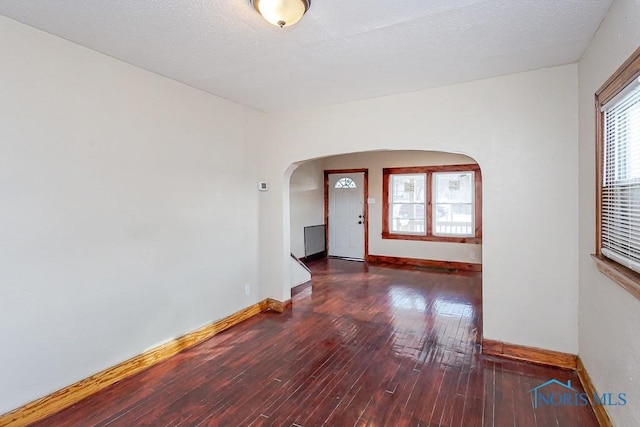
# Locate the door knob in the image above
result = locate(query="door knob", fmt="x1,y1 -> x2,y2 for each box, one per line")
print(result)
358,221 -> 363,224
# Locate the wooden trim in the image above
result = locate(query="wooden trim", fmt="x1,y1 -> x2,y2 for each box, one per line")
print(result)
301,251 -> 326,263
576,357 -> 614,427
426,172 -> 433,237
324,172 -> 329,256
595,95 -> 604,256
323,168 -> 369,175
382,170 -> 390,240
363,171 -> 369,260
367,254 -> 482,272
383,164 -> 482,174
324,169 -> 369,260
290,252 -> 312,274
595,45 -> 640,104
594,47 -> 640,301
291,280 -> 312,296
381,167 -> 427,238
382,164 -> 482,243
482,339 -> 577,370
0,300 -> 278,426
380,232 -> 481,244
591,254 -> 640,301
266,298 -> 292,313
475,168 -> 483,239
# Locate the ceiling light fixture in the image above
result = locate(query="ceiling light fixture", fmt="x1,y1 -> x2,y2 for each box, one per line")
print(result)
251,0 -> 311,28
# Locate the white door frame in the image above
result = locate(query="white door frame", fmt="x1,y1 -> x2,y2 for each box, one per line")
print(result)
324,168 -> 368,260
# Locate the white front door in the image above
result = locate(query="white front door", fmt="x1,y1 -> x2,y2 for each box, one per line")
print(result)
328,172 -> 365,259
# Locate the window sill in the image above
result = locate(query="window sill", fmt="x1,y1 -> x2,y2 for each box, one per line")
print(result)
591,254 -> 640,301
382,232 -> 481,244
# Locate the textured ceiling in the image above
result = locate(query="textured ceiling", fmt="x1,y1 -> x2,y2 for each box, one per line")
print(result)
0,0 -> 612,112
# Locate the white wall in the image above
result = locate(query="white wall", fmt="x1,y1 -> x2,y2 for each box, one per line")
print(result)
289,160 -> 325,258
0,16 -> 262,414
323,150 -> 481,264
289,257 -> 311,288
257,64 -> 580,354
1,7 -> 604,418
578,0 -> 640,425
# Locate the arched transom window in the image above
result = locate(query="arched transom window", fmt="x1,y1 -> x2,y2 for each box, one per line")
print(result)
335,177 -> 357,189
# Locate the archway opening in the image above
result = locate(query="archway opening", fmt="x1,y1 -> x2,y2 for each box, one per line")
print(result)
286,148 -> 484,354
288,150 -> 482,269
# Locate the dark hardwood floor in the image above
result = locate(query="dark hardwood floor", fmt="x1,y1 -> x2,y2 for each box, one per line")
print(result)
32,259 -> 598,426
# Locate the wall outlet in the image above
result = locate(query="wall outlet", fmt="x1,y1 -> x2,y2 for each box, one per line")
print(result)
470,252 -> 475,260
244,284 -> 250,295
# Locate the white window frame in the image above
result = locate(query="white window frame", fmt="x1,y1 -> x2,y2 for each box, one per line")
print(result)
388,173 -> 427,236
432,171 -> 475,238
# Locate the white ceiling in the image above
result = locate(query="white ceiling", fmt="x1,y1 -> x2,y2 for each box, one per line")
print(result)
0,0 -> 612,112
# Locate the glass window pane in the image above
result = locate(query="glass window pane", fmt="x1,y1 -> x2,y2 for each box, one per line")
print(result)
390,204 -> 426,233
433,172 -> 474,236
389,173 -> 426,235
391,174 -> 425,203
391,203 -> 425,220
335,177 -> 356,189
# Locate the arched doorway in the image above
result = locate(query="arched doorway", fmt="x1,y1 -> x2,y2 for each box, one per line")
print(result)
288,150 -> 482,272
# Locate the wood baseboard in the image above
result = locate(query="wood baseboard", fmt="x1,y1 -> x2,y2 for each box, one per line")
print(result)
266,298 -> 292,313
0,299 -> 283,426
292,280 -> 312,296
480,340 -> 616,425
290,252 -> 312,274
301,251 -> 326,263
577,357 -> 614,427
367,254 -> 482,272
482,338 -> 577,370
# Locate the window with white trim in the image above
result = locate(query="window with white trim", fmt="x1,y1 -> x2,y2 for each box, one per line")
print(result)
433,171 -> 475,237
389,173 -> 426,234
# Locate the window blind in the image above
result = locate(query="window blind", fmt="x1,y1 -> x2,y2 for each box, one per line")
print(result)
602,79 -> 640,273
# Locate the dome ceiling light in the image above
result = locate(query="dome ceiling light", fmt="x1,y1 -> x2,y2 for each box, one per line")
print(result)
251,0 -> 311,28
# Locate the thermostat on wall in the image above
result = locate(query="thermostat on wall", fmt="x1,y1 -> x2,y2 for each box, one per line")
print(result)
258,182 -> 268,191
